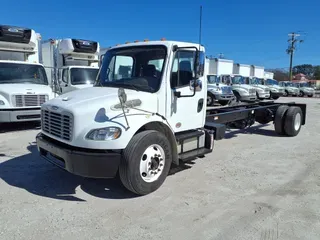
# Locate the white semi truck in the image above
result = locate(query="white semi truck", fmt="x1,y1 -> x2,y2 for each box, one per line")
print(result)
0,24 -> 54,123
206,58 -> 234,106
41,38 -> 100,94
36,39 -> 307,195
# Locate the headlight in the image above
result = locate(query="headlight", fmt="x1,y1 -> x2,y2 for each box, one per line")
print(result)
0,100 -> 4,105
86,127 -> 122,140
257,88 -> 264,92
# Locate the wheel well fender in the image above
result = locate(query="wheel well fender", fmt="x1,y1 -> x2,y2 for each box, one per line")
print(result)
135,121 -> 178,165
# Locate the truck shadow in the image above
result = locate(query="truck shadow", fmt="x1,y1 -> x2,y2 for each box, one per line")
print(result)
0,122 -> 41,134
0,143 -> 140,201
224,124 -> 283,139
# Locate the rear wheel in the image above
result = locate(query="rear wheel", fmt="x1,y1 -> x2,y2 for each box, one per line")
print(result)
308,95 -> 313,98
119,130 -> 172,195
284,106 -> 303,136
299,91 -> 304,97
283,90 -> 288,97
274,105 -> 289,135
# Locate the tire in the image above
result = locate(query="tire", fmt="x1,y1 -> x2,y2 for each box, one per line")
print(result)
233,91 -> 241,102
207,92 -> 215,106
299,91 -> 304,97
119,130 -> 172,195
308,95 -> 313,98
272,96 -> 279,100
274,105 -> 289,135
284,106 -> 303,137
283,90 -> 288,97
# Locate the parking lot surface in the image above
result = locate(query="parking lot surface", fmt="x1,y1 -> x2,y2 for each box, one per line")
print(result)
1,97 -> 319,240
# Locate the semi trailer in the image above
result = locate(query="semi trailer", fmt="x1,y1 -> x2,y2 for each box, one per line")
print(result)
41,38 -> 100,94
36,39 -> 307,195
0,24 -> 54,123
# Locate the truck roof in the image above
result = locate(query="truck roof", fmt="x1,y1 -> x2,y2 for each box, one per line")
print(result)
106,40 -> 205,52
0,60 -> 43,66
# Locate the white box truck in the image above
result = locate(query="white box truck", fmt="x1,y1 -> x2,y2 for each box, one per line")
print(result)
0,24 -> 54,123
42,38 -> 100,94
206,58 -> 234,106
249,65 -> 270,99
36,39 -> 307,195
231,63 -> 257,101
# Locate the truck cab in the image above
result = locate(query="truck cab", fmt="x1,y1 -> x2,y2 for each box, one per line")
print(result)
279,81 -> 300,97
295,81 -> 315,97
249,77 -> 270,100
231,75 -> 257,102
0,25 -> 54,123
42,38 -> 100,94
264,79 -> 285,100
206,74 -> 234,106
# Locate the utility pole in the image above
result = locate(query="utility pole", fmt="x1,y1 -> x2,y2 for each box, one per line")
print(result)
286,32 -> 303,81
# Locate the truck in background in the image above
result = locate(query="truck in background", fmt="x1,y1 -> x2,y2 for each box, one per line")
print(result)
293,81 -> 315,97
249,65 -> 270,100
279,81 -> 300,97
264,79 -> 285,100
264,71 -> 274,79
36,39 -> 307,195
41,38 -> 100,94
0,24 -> 54,123
205,58 -> 234,106
231,63 -> 257,101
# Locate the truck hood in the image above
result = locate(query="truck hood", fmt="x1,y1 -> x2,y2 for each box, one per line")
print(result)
301,87 -> 315,91
268,85 -> 284,91
0,84 -> 53,103
42,86 -> 158,119
232,84 -> 256,90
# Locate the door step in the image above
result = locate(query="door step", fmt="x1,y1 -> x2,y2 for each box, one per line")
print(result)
179,147 -> 212,162
175,130 -> 204,143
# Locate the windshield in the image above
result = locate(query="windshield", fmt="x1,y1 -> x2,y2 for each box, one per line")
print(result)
220,75 -> 232,84
251,78 -> 264,85
299,82 -> 309,87
285,82 -> 293,87
0,62 -> 48,85
70,68 -> 99,85
207,75 -> 218,84
265,79 -> 278,85
97,45 -> 167,93
232,75 -> 242,84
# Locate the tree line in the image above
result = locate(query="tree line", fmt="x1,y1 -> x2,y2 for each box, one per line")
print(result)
266,64 -> 320,81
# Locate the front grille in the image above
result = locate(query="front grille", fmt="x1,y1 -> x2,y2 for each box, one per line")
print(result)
41,110 -> 73,141
249,88 -> 256,94
221,86 -> 233,94
14,94 -> 48,107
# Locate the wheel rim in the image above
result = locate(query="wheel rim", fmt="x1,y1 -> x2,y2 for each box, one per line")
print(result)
139,144 -> 165,183
294,113 -> 301,131
207,95 -> 212,105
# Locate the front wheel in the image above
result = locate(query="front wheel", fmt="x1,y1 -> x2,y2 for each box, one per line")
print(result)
272,96 -> 280,100
207,92 -> 215,106
119,130 -> 172,195
299,91 -> 304,97
283,90 -> 288,97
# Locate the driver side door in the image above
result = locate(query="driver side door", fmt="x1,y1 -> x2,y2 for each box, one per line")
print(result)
166,49 -> 206,132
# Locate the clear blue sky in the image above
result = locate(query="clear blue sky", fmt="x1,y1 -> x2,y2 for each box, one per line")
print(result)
2,0 -> 319,69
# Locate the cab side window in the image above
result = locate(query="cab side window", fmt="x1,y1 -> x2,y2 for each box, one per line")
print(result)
62,69 -> 68,83
170,51 -> 195,88
170,50 -> 205,89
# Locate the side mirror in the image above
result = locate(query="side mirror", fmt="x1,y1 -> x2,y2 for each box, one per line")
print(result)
189,79 -> 202,92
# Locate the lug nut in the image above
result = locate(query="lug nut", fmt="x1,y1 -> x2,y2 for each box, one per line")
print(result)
160,164 -> 163,167
158,169 -> 161,172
